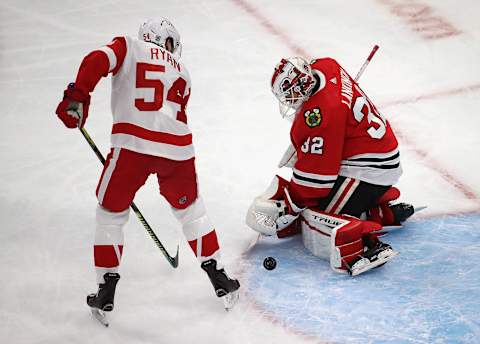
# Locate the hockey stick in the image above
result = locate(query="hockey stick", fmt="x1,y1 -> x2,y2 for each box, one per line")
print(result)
79,127 -> 179,268
354,45 -> 379,82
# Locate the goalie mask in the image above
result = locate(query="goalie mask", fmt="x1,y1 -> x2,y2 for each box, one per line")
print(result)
271,57 -> 315,119
138,18 -> 182,58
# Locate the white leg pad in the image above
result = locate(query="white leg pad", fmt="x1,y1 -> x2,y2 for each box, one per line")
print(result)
301,209 -> 361,274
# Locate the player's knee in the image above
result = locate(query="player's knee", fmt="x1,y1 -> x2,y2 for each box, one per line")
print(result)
172,196 -> 205,223
95,205 -> 128,245
162,183 -> 198,210
96,205 -> 129,226
172,197 -> 214,240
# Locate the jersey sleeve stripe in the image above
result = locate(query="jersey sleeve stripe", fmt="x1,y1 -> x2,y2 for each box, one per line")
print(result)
342,162 -> 400,169
342,149 -> 400,169
292,173 -> 335,189
345,151 -> 399,162
112,123 -> 192,146
108,37 -> 127,75
344,149 -> 399,161
293,167 -> 338,182
97,46 -> 117,73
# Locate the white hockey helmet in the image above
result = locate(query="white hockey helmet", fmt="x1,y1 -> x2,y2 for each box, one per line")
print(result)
271,57 -> 315,119
138,18 -> 182,57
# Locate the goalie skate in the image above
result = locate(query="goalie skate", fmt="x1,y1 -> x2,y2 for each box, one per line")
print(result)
348,242 -> 398,276
371,205 -> 428,235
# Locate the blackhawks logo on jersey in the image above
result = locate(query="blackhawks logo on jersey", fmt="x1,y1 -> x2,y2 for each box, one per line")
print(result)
304,108 -> 322,128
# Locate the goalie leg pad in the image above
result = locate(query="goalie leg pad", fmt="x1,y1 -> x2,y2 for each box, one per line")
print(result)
330,221 -> 365,273
302,209 -> 396,275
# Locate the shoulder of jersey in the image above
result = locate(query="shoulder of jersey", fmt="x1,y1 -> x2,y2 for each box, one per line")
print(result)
311,58 -> 340,88
310,57 -> 339,71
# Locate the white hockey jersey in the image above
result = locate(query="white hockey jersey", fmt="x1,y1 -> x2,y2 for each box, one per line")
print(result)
97,36 -> 194,161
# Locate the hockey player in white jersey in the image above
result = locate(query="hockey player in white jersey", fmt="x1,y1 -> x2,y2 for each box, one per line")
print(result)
55,18 -> 240,319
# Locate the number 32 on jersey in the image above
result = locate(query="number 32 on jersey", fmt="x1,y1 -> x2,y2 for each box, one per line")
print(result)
301,136 -> 324,154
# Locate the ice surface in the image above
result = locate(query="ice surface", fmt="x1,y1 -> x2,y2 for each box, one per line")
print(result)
0,0 -> 479,343
245,215 -> 480,343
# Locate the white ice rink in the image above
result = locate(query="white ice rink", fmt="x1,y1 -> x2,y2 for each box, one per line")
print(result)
1,1 -> 479,343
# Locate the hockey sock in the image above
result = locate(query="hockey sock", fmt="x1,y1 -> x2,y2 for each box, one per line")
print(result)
173,197 -> 220,262
187,229 -> 220,262
94,206 -> 128,284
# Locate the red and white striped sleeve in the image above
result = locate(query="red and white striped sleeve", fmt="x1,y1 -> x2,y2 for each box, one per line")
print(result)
74,37 -> 127,94
95,37 -> 127,75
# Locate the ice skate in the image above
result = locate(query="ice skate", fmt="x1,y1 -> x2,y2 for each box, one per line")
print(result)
391,203 -> 415,223
348,241 -> 398,276
87,272 -> 120,326
201,259 -> 240,310
372,203 -> 427,234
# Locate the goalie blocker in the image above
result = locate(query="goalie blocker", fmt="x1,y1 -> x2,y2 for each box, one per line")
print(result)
246,177 -> 398,276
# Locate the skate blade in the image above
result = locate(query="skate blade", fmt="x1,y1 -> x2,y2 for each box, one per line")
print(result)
350,250 -> 398,277
222,290 -> 239,311
90,308 -> 109,327
371,225 -> 403,235
414,205 -> 427,213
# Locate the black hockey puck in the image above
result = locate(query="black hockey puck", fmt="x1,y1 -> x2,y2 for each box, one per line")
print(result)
263,257 -> 277,270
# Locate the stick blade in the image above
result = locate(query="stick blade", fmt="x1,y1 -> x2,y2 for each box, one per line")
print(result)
171,245 -> 179,268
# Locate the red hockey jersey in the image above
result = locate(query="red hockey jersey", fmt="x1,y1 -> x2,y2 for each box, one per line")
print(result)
288,58 -> 402,208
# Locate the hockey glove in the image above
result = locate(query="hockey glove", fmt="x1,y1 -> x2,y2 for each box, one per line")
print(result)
55,83 -> 90,128
276,188 -> 305,231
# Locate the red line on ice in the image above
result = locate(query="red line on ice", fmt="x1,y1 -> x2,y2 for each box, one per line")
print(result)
379,84 -> 480,204
230,0 -> 309,57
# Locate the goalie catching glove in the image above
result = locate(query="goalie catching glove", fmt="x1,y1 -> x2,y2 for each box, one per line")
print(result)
246,175 -> 303,237
55,83 -> 90,128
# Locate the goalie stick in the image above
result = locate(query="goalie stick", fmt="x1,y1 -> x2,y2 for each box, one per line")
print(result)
354,44 -> 379,82
79,127 -> 179,268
